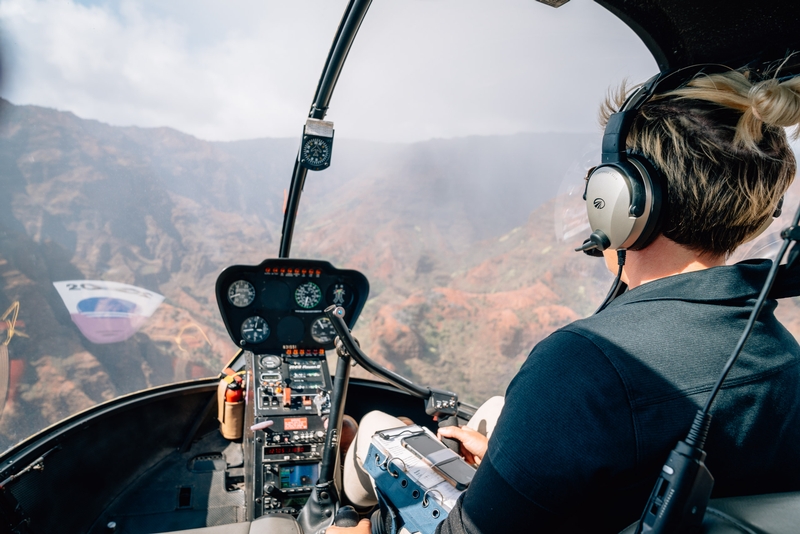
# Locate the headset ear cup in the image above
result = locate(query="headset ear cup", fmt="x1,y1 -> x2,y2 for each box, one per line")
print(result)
581,77 -> 669,254
584,159 -> 663,250
626,155 -> 664,250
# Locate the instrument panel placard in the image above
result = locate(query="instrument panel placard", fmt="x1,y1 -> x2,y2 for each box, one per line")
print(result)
284,417 -> 308,431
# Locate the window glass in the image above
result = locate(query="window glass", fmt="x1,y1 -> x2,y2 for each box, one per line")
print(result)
0,0 -> 691,452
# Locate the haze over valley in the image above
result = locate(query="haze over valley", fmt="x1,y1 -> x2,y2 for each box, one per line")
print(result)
1,99 -> 797,451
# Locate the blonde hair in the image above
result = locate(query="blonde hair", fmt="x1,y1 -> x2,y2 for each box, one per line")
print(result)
600,69 -> 799,256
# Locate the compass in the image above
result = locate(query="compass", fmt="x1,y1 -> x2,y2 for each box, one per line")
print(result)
299,118 -> 334,171
301,138 -> 332,169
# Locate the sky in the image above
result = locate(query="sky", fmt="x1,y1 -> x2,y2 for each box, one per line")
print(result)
0,0 -> 657,142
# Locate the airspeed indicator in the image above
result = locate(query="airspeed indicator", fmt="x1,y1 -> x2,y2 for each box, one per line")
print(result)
228,280 -> 255,308
295,282 -> 322,309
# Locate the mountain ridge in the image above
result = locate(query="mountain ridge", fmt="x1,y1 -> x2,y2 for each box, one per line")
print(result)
2,98 -> 795,450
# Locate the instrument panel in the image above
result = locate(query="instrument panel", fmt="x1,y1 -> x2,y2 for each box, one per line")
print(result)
215,259 -> 369,352
218,259 -> 368,518
246,350 -> 332,517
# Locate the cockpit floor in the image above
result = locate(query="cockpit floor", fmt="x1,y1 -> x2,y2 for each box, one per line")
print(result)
92,430 -> 247,534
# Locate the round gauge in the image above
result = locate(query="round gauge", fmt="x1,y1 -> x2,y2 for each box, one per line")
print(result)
241,316 -> 270,344
260,355 -> 281,369
228,280 -> 255,308
311,317 -> 337,344
295,282 -> 322,309
326,283 -> 354,308
302,138 -> 330,167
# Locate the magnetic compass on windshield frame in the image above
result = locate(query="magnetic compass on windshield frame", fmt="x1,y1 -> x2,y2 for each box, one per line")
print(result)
299,118 -> 334,171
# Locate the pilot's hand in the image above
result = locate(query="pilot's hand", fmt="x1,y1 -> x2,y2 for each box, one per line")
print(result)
438,425 -> 488,466
326,518 -> 371,533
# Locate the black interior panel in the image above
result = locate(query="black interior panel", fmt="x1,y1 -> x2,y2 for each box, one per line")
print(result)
596,0 -> 800,72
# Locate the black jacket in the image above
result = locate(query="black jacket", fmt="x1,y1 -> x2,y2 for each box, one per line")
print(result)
439,260 -> 800,533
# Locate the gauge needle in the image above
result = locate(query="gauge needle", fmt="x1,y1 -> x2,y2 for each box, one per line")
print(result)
250,420 -> 274,431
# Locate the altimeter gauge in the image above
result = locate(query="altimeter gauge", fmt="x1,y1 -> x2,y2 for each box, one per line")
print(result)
228,280 -> 255,308
241,316 -> 270,344
295,282 -> 322,309
311,317 -> 337,344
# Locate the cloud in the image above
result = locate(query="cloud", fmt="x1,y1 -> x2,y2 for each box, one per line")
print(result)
0,0 -> 657,142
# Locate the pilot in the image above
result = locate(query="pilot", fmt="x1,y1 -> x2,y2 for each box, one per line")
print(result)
331,68 -> 800,533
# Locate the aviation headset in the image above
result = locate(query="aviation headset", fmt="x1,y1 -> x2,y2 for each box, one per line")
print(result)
578,72 -> 667,254
579,67 -> 784,255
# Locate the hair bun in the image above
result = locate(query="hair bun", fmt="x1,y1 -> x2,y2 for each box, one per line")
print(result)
749,78 -> 800,128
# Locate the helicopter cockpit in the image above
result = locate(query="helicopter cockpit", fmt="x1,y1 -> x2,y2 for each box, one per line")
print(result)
2,1 -> 800,534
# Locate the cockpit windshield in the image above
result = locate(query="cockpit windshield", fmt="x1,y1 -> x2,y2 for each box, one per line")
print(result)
0,0 -> 797,456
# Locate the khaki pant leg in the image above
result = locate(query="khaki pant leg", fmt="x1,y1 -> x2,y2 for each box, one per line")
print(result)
343,410 -> 406,508
342,397 -> 504,507
465,395 -> 504,438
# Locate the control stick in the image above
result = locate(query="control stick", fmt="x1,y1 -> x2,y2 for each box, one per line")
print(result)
297,315 -> 352,534
325,305 -> 463,452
